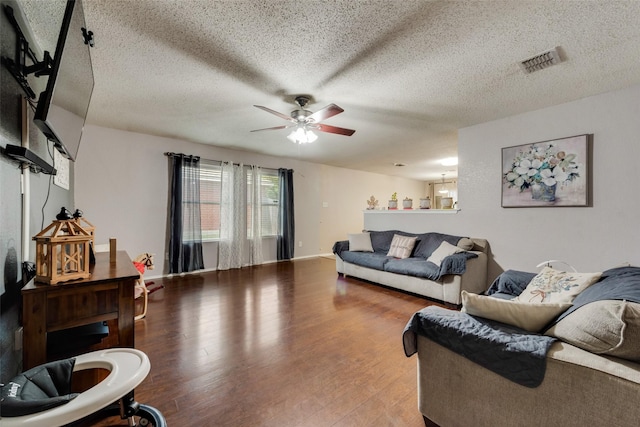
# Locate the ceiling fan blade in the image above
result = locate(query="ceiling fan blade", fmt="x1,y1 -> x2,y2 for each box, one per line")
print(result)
315,124 -> 356,136
250,125 -> 292,132
253,105 -> 295,122
308,104 -> 344,123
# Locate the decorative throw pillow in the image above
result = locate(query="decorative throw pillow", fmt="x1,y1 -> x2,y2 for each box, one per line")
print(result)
457,237 -> 474,251
386,234 -> 417,259
516,267 -> 602,304
348,232 -> 374,252
545,300 -> 640,361
461,291 -> 572,332
427,241 -> 463,266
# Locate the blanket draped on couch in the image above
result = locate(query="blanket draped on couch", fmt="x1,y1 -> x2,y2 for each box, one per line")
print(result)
403,306 -> 557,387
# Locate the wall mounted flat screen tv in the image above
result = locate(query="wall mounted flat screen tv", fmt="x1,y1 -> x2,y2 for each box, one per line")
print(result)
33,0 -> 93,162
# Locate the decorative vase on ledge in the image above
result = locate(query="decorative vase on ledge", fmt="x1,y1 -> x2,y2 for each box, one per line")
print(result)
419,197 -> 431,209
388,192 -> 398,209
531,183 -> 556,201
441,197 -> 454,209
402,198 -> 413,209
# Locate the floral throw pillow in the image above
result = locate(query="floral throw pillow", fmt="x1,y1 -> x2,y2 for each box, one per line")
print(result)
516,267 -> 602,304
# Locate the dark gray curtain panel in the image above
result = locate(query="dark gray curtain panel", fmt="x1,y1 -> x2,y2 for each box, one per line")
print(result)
168,154 -> 204,274
277,168 -> 295,260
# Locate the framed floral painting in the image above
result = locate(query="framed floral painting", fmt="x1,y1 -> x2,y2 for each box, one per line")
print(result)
502,134 -> 592,208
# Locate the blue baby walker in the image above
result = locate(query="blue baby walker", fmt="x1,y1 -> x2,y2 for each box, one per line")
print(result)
0,348 -> 166,426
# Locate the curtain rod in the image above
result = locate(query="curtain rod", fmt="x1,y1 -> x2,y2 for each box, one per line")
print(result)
164,152 -> 200,161
164,152 -> 284,173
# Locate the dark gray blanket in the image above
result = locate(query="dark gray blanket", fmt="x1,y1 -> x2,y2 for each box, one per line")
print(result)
403,306 -> 557,388
486,269 -> 537,297
384,252 -> 477,280
553,266 -> 640,324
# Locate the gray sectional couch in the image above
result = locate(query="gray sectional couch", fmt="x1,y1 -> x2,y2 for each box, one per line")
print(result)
333,230 -> 489,305
410,266 -> 640,427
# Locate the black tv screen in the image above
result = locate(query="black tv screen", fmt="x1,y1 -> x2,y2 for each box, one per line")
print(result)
34,0 -> 93,162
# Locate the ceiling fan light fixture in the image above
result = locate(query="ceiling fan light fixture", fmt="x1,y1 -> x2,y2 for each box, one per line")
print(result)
252,95 -> 355,142
287,126 -> 317,144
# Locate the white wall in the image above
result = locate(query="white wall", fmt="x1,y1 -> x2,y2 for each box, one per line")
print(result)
366,84 -> 640,282
74,125 -> 424,275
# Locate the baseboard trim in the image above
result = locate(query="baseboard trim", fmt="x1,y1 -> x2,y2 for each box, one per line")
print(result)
146,254 -> 336,280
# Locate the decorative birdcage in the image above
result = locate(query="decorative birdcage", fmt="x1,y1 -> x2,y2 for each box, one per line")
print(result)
33,219 -> 92,284
74,215 -> 95,246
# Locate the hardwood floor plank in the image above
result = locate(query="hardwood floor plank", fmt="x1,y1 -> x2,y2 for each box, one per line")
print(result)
83,257 -> 440,426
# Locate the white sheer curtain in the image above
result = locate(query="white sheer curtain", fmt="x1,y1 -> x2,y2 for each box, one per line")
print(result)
218,163 -> 264,270
218,162 -> 245,270
249,165 -> 264,265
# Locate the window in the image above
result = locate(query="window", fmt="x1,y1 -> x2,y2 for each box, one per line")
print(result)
199,163 -> 222,240
195,162 -> 280,241
248,168 -> 280,237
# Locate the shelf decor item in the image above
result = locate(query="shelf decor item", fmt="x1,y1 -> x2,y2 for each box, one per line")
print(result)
366,195 -> 379,210
33,215 -> 93,284
403,197 -> 413,209
73,209 -> 95,246
502,134 -> 591,208
388,192 -> 398,210
419,197 -> 431,209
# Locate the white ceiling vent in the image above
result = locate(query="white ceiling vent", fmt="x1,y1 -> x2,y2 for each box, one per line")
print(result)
519,47 -> 562,74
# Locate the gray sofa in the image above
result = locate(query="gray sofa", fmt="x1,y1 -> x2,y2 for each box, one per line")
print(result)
333,230 -> 489,305
411,266 -> 640,427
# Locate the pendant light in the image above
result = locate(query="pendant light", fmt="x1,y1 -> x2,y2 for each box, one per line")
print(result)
438,174 -> 448,194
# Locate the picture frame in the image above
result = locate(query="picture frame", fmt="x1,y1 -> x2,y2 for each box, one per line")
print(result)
502,134 -> 592,208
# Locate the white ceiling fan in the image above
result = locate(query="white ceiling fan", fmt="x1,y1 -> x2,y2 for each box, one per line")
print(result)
251,95 -> 355,143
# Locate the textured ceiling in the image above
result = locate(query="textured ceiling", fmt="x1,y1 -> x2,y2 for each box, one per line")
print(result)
18,0 -> 640,180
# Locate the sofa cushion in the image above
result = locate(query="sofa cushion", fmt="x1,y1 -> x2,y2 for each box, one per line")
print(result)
516,267 -> 602,304
384,258 -> 440,279
340,251 -> 388,271
545,300 -> 640,361
461,291 -> 571,332
387,234 -> 417,259
427,241 -> 463,267
348,232 -> 374,252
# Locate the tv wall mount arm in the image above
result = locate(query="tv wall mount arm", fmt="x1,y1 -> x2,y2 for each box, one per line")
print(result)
1,5 -> 53,99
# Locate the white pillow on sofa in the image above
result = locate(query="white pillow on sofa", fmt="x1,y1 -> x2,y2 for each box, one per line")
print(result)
427,241 -> 463,266
386,234 -> 417,259
516,267 -> 602,304
461,291 -> 571,332
348,232 -> 374,252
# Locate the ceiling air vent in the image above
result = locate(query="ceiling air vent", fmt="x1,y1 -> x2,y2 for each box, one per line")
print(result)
519,47 -> 562,74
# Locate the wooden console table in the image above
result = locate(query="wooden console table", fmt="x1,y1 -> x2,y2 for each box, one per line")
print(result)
22,251 -> 139,370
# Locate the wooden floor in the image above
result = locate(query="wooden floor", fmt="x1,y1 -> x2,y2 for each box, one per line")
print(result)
86,257 -> 442,426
